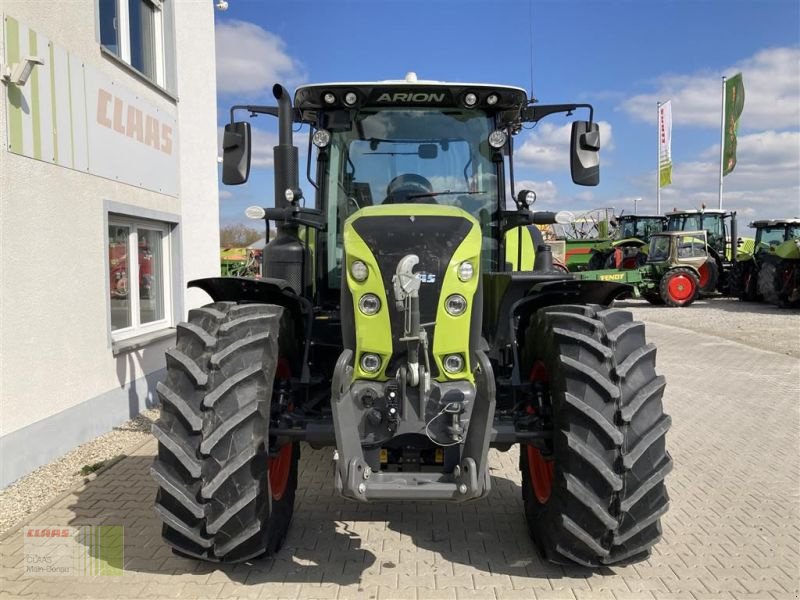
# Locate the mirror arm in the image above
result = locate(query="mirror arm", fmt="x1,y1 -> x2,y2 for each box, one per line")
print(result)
521,103 -> 594,124
229,105 -> 279,123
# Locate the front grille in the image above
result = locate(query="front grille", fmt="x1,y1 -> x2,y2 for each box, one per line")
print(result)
352,215 -> 473,376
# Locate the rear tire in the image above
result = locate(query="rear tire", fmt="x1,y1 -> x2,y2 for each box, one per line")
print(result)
731,261 -> 757,301
757,261 -> 780,306
696,259 -> 719,296
659,267 -> 699,307
151,302 -> 299,562
519,305 -> 672,567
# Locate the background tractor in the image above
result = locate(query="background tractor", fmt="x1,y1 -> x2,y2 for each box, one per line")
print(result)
575,231 -> 709,307
664,208 -> 743,296
586,214 -> 667,271
150,75 -> 671,568
730,219 -> 800,306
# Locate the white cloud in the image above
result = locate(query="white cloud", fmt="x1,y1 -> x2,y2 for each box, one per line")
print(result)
215,20 -> 306,96
219,189 -> 233,200
620,47 -> 800,130
631,130 -> 800,222
515,121 -> 614,171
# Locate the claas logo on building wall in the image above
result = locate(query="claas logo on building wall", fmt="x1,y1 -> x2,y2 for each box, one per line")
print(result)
96,89 -> 173,155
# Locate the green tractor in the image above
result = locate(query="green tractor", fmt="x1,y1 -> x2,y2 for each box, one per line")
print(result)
732,219 -> 800,306
664,208 -> 739,296
151,76 -> 671,567
586,214 -> 667,271
576,230 -> 709,307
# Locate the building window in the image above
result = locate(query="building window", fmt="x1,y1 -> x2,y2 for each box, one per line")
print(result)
98,0 -> 175,92
108,217 -> 172,339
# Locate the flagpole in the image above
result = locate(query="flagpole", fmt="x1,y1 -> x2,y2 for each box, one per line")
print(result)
657,101 -> 661,214
718,76 -> 726,210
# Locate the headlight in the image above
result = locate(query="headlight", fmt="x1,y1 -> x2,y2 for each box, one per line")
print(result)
350,260 -> 368,282
443,354 -> 464,374
312,129 -> 331,148
457,261 -> 474,282
444,294 -> 467,316
486,93 -> 499,105
344,91 -> 358,106
488,130 -> 507,149
358,293 -> 381,315
463,92 -> 478,107
323,92 -> 336,104
360,353 -> 381,373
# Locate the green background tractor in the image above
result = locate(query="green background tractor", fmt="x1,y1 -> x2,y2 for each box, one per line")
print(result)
575,231 -> 709,307
664,208 -> 749,297
730,219 -> 800,306
586,214 -> 667,271
150,76 -> 672,568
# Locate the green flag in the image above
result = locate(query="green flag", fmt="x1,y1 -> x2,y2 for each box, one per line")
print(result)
723,73 -> 745,176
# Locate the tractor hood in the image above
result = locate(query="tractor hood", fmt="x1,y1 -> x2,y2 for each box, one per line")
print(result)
342,205 -> 482,382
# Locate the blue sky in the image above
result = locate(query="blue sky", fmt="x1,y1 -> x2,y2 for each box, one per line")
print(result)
213,0 -> 800,228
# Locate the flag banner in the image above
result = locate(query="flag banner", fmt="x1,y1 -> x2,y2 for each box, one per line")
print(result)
658,101 -> 673,187
723,73 -> 745,176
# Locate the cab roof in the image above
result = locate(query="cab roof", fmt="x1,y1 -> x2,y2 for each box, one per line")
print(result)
665,209 -> 729,216
294,72 -> 528,112
750,218 -> 800,227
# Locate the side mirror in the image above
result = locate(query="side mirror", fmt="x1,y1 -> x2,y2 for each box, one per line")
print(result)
222,122 -> 251,185
570,121 -> 600,186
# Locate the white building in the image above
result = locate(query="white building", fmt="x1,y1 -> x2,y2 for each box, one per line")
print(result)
0,0 -> 220,487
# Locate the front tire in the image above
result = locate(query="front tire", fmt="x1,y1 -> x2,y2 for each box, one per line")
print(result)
660,267 -> 699,307
520,305 -> 672,567
151,302 -> 299,562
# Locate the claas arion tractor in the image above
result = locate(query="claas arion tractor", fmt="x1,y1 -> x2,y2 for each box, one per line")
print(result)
151,74 -> 671,567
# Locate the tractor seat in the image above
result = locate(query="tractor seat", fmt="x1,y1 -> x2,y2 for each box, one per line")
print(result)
383,173 -> 437,204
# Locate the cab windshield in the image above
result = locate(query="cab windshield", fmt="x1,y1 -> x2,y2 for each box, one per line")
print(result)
619,217 -> 663,240
322,108 -> 499,287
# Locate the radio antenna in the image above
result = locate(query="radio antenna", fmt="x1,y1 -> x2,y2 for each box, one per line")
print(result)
528,0 -> 536,103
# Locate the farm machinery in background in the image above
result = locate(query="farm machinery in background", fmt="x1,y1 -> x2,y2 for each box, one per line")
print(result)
731,218 -> 800,308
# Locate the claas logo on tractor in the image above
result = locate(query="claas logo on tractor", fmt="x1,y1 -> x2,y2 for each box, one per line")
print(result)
151,72 -> 672,569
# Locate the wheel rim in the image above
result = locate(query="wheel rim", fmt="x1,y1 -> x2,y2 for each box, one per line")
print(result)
698,263 -> 710,288
527,361 -> 554,504
667,274 -> 695,302
268,444 -> 293,501
268,358 -> 293,501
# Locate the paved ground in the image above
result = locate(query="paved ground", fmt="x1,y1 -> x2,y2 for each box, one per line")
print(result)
1,308 -> 799,599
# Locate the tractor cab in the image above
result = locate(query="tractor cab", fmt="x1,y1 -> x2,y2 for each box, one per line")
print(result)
617,214 -> 666,243
750,219 -> 800,253
665,208 -> 735,259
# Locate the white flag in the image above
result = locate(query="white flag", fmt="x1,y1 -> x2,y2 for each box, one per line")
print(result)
659,101 -> 673,187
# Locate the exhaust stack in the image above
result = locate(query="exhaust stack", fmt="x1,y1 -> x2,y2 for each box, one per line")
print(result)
272,84 -> 299,210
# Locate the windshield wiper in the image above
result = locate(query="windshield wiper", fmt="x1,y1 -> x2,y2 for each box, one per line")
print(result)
408,190 -> 486,199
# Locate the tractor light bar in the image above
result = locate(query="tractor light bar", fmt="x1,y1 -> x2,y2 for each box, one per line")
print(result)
245,205 -> 266,220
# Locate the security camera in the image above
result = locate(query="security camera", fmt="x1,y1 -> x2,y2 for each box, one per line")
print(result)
215,0 -> 229,10
1,56 -> 44,86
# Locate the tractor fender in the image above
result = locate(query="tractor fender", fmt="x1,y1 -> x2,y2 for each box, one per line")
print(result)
490,278 -> 630,385
611,237 -> 647,249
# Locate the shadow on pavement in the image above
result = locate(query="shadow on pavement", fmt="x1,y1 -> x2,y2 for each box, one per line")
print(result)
67,446 -> 606,585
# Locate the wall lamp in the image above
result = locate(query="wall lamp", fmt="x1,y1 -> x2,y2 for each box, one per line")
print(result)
1,56 -> 45,86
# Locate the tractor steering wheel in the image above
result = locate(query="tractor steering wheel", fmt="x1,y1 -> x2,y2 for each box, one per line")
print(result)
384,173 -> 435,204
